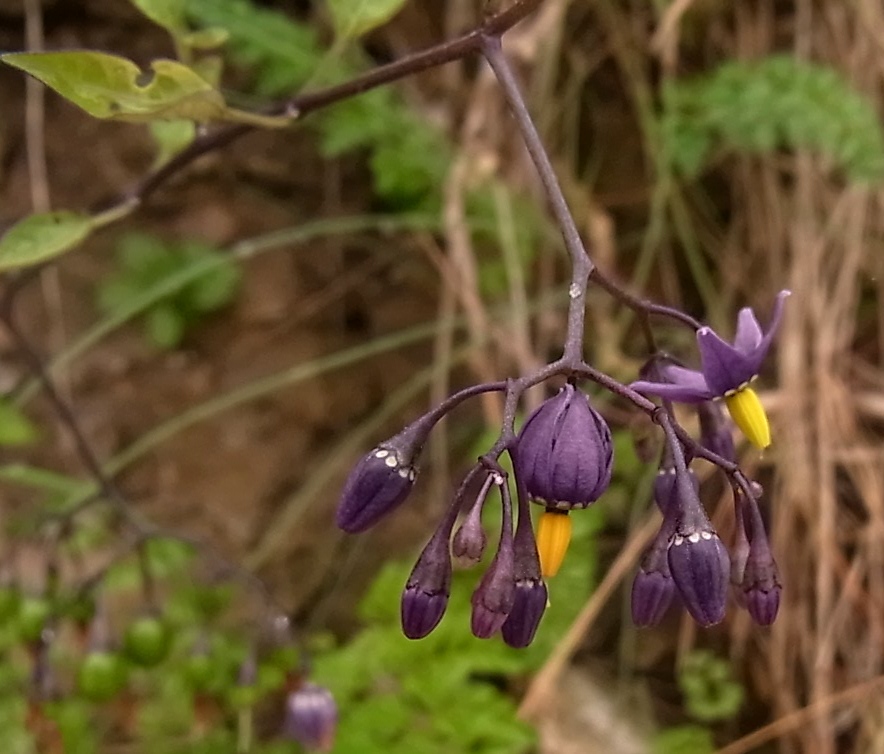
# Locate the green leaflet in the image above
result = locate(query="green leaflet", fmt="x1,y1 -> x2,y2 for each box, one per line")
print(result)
326,0 -> 409,40
0,202 -> 134,271
661,55 -> 884,182
128,0 -> 186,34
0,211 -> 93,270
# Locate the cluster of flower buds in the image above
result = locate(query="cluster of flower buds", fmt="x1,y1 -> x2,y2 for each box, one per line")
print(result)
336,291 -> 788,642
337,379 -> 614,646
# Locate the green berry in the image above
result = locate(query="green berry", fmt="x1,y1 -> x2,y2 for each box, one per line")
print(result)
78,651 -> 127,702
17,597 -> 51,643
0,586 -> 21,623
184,651 -> 213,692
123,615 -> 171,667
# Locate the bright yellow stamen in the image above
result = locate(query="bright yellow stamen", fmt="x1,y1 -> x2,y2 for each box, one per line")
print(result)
724,386 -> 771,449
537,510 -> 572,578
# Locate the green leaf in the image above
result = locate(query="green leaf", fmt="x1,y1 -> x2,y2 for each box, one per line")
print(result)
149,118 -> 197,167
0,464 -> 90,495
2,51 -> 221,121
181,26 -> 230,50
661,55 -> 884,183
187,0 -> 320,97
146,303 -> 187,348
189,259 -> 240,312
1,51 -> 292,128
326,0 -> 408,40
0,401 -> 38,446
0,211 -> 92,270
128,0 -> 186,33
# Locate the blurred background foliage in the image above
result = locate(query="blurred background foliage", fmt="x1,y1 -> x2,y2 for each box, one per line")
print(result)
0,0 -> 883,752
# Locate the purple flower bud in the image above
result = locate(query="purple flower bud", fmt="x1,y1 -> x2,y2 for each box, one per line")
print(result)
336,442 -> 418,533
697,400 -> 737,463
653,467 -> 698,515
516,383 -> 613,509
471,558 -> 515,639
452,475 -> 494,567
283,683 -> 337,752
401,526 -> 452,640
740,525 -> 781,625
668,529 -> 730,627
501,579 -> 548,648
631,568 -> 675,628
631,514 -> 677,628
501,480 -> 547,647
471,476 -> 515,639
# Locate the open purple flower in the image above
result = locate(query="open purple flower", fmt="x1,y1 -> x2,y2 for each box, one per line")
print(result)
630,291 -> 790,448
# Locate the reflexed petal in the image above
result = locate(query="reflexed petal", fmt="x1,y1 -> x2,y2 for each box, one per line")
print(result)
697,327 -> 757,396
733,307 -> 763,353
744,290 -> 791,376
630,373 -> 713,403
724,387 -> 770,449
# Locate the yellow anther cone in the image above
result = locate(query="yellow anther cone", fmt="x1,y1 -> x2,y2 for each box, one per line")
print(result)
537,510 -> 572,577
725,386 -> 771,449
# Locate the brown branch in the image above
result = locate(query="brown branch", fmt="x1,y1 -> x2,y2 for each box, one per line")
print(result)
132,0 -> 544,205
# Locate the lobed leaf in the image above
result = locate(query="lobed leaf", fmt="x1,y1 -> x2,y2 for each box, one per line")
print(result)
1,51 -> 223,121
0,51 -> 292,128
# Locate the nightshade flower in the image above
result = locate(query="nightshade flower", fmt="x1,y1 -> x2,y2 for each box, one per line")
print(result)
630,291 -> 790,449
517,382 -> 613,577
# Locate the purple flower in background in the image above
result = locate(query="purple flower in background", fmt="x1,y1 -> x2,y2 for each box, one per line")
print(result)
631,291 -> 790,448
283,683 -> 337,752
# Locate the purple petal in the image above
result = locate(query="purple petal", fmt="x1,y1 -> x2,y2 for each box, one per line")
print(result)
697,327 -> 756,396
743,289 -> 791,376
630,371 -> 713,403
733,307 -> 763,353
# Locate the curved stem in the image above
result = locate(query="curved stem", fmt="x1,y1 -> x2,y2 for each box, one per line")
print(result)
481,34 -> 592,363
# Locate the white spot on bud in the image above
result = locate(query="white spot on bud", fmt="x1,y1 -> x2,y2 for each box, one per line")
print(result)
688,532 -> 701,543
568,283 -> 581,300
374,449 -> 389,459
398,468 -> 410,479
384,455 -> 398,468
673,535 -> 684,546
700,530 -> 713,540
